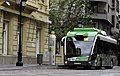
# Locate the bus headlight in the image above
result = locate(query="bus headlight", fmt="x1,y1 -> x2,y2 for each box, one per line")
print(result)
68,58 -> 76,61
89,61 -> 91,64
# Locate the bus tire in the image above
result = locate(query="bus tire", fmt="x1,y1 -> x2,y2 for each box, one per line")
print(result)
106,59 -> 113,69
100,58 -> 103,69
100,58 -> 102,66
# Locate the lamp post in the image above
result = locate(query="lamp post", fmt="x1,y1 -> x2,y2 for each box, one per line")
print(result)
117,32 -> 120,65
16,0 -> 27,66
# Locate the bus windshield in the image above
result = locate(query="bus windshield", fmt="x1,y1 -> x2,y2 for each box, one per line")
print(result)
66,37 -> 94,56
73,41 -> 93,55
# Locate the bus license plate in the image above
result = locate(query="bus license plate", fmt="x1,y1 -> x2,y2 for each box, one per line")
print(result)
74,63 -> 81,64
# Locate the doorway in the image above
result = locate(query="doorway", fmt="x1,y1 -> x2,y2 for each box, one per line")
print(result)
2,21 -> 8,55
36,27 -> 41,57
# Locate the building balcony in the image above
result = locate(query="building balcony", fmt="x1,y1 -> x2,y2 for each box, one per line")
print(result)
26,0 -> 49,14
89,0 -> 107,3
91,11 -> 112,24
25,0 -> 39,13
91,13 -> 107,20
0,0 -> 49,14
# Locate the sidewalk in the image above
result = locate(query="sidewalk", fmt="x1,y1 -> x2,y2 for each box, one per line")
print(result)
0,64 -> 58,71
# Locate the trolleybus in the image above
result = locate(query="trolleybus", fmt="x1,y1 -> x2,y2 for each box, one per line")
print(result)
56,28 -> 118,69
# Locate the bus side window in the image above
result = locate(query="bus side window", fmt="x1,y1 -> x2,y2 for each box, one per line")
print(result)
96,38 -> 102,54
92,45 -> 97,60
66,41 -> 75,55
91,38 -> 98,60
93,41 -> 97,54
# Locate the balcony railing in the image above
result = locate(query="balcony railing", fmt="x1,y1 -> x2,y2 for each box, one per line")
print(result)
91,9 -> 108,19
91,13 -> 107,20
26,0 -> 38,8
27,0 -> 48,14
0,0 -> 49,14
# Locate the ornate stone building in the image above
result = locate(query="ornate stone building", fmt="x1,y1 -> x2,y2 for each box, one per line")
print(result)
89,0 -> 119,35
0,0 -> 50,64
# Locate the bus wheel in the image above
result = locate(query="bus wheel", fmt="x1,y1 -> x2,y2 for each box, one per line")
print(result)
100,58 -> 102,66
106,60 -> 113,69
99,58 -> 103,69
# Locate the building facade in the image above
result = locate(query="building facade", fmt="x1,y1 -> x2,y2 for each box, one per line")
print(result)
0,0 -> 50,64
89,0 -> 119,35
55,0 -> 120,65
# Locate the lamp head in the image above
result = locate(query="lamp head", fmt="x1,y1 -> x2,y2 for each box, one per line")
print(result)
21,0 -> 27,6
5,0 -> 10,6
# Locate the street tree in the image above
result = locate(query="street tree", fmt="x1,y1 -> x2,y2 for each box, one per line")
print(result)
49,0 -> 91,40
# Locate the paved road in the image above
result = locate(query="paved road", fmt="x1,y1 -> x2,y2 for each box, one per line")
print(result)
0,65 -> 120,76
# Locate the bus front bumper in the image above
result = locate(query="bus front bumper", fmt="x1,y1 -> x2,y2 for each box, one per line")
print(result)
65,61 -> 91,66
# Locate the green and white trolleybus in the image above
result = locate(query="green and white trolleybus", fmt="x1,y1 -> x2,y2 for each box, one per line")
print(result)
57,28 -> 118,69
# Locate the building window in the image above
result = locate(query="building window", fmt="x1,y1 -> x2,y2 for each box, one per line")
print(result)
2,21 -> 9,55
92,22 -> 98,28
91,20 -> 99,29
41,0 -> 44,3
103,25 -> 107,32
91,3 -> 98,13
36,26 -> 41,56
116,23 -> 119,29
112,15 -> 115,27
56,41 -> 61,54
116,0 -> 119,13
93,6 -> 98,13
108,5 -> 110,13
112,0 -> 115,7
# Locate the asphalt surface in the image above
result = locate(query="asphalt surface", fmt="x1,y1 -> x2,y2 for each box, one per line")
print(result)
0,65 -> 120,76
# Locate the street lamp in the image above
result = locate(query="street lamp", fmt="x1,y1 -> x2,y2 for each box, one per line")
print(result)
16,0 -> 27,66
5,0 -> 10,6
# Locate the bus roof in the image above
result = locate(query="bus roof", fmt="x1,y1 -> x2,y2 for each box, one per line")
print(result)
98,34 -> 117,44
67,28 -> 107,37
